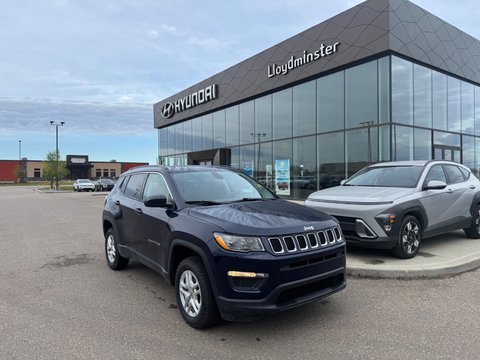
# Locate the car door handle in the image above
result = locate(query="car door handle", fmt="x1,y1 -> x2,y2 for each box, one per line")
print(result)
135,208 -> 143,215
470,185 -> 476,189
446,188 -> 453,193
114,200 -> 120,205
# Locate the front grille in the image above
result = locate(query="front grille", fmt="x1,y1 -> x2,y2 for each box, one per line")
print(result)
267,226 -> 343,255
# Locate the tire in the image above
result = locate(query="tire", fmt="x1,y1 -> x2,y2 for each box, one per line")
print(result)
464,205 -> 480,239
391,215 -> 422,259
105,228 -> 129,270
175,257 -> 219,329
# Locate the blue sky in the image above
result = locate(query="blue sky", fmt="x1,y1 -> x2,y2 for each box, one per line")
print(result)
1,0 -> 479,164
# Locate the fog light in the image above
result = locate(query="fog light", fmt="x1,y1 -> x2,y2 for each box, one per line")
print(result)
384,225 -> 392,232
227,271 -> 268,278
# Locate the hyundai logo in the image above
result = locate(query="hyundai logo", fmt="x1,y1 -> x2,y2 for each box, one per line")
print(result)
161,102 -> 175,119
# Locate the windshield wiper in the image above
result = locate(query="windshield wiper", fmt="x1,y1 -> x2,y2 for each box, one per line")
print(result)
185,200 -> 223,206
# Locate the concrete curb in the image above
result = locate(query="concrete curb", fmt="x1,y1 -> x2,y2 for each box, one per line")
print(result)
346,255 -> 480,279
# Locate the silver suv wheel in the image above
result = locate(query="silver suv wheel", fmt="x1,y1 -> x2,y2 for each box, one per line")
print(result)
179,270 -> 202,317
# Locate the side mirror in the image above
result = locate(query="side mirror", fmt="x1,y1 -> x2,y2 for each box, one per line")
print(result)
144,194 -> 171,208
424,180 -> 447,190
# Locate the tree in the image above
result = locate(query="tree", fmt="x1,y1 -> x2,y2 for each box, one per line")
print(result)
14,164 -> 27,183
43,150 -> 68,190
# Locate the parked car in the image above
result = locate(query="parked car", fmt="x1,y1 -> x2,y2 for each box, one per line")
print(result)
305,160 -> 480,259
73,179 -> 95,192
94,178 -> 115,192
102,165 -> 346,328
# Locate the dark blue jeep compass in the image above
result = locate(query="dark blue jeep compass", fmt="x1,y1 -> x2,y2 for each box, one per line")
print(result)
102,165 -> 346,328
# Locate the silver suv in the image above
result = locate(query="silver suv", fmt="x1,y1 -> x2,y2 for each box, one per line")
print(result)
305,160 -> 480,259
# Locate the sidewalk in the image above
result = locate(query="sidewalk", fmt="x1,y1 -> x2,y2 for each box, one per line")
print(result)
346,230 -> 480,279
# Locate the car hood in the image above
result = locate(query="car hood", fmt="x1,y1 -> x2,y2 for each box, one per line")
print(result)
187,200 -> 337,236
306,186 -> 416,205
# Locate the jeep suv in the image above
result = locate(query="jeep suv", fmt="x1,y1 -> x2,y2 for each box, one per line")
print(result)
102,165 -> 346,328
305,160 -> 480,259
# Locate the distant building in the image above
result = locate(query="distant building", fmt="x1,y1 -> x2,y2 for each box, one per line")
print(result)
0,155 -> 148,182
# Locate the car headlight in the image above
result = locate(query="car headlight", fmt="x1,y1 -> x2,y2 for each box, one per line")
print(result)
213,233 -> 265,252
375,213 -> 396,232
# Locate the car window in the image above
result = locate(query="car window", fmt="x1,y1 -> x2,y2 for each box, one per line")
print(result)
424,165 -> 447,184
444,165 -> 466,184
143,173 -> 171,201
119,176 -> 129,193
459,166 -> 471,180
171,169 -> 275,203
345,166 -> 423,188
124,173 -> 147,200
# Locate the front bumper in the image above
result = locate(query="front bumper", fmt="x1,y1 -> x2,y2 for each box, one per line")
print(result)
212,243 -> 346,321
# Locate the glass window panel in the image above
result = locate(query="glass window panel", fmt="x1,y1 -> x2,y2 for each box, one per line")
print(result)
433,71 -> 447,130
463,135 -> 475,172
392,125 -> 413,161
202,113 -> 213,150
167,125 -> 175,155
475,138 -> 480,178
448,77 -> 461,132
391,57 -> 413,125
317,71 -> 344,132
476,86 -> 480,136
293,81 -> 316,137
229,146 -> 240,169
213,110 -> 226,148
379,125 -> 391,162
434,131 -> 461,147
318,132 -> 345,187
184,120 -> 193,153
255,95 -> 272,142
257,142 -> 273,191
159,128 -> 168,156
273,88 -> 292,140
414,128 -> 431,160
273,139 -> 292,197
461,82 -> 474,135
346,126 -> 379,176
175,122 -> 184,154
226,106 -> 239,147
414,64 -> 432,128
378,56 -> 390,124
240,145 -> 255,177
346,60 -> 378,129
239,101 -> 254,145
293,136 -> 317,199
192,117 -> 202,151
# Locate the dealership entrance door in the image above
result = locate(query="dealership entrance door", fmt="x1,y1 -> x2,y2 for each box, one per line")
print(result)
433,145 -> 461,162
187,148 -> 230,166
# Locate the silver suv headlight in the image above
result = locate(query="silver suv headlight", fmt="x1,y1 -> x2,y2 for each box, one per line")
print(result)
213,233 -> 265,252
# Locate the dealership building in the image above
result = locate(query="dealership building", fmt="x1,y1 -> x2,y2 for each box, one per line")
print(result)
154,0 -> 480,199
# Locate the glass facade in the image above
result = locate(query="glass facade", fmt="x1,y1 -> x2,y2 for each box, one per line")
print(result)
159,55 -> 480,199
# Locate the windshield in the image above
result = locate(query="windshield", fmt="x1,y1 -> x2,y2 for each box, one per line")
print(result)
101,179 -> 114,184
345,166 -> 423,188
78,179 -> 90,183
171,169 -> 276,204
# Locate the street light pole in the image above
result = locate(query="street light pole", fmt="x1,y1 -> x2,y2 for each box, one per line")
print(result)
18,140 -> 21,160
50,121 -> 66,190
359,121 -> 374,164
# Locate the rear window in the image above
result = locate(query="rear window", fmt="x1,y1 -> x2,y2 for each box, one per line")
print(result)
345,166 -> 423,188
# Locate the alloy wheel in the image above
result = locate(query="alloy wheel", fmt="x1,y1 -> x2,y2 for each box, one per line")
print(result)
106,234 -> 116,264
402,220 -> 420,255
179,270 -> 202,317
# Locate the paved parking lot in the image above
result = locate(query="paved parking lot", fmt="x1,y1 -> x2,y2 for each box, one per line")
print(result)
1,186 -> 479,360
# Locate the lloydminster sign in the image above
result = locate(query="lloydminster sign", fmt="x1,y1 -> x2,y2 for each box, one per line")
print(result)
267,42 -> 340,78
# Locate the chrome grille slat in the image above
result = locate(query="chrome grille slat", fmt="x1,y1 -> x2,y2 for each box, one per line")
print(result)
268,226 -> 343,255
